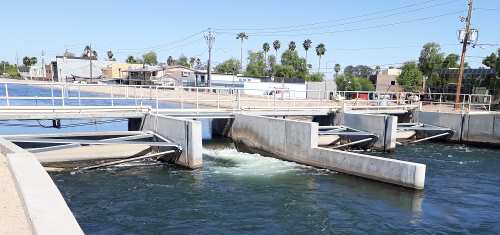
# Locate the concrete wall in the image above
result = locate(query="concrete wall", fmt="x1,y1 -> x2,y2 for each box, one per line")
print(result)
337,112 -> 397,151
415,111 -> 500,145
231,114 -> 426,189
462,113 -> 500,144
0,138 -> 84,235
142,114 -> 202,169
415,111 -> 464,141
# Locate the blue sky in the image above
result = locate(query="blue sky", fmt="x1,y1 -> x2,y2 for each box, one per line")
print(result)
1,0 -> 499,77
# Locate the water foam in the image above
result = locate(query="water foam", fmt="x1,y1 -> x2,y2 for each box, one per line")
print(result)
203,148 -> 305,177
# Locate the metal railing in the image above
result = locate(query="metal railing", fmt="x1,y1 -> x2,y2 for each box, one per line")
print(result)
0,82 -> 338,112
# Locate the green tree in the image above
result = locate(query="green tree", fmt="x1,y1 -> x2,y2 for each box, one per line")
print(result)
126,56 -> 136,64
189,57 -> 196,68
335,74 -> 374,91
177,55 -> 189,67
280,49 -> 308,79
236,32 -> 248,71
143,51 -> 158,65
306,73 -> 324,82
418,42 -> 444,91
288,41 -> 296,51
344,65 -> 373,78
215,58 -> 241,74
315,43 -> 326,73
397,62 -> 424,92
303,39 -> 312,66
22,56 -> 37,67
245,51 -> 267,77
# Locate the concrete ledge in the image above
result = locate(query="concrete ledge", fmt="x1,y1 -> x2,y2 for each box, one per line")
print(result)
0,138 -> 84,235
231,114 -> 426,189
142,114 -> 202,169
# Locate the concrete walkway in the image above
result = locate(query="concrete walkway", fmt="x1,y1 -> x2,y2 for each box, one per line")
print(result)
0,153 -> 33,235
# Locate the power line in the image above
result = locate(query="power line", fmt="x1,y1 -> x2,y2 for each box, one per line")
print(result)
216,0 -> 459,35
214,0 -> 448,32
114,29 -> 207,52
238,10 -> 464,37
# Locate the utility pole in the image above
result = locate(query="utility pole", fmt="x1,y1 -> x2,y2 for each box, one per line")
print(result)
455,0 -> 474,110
204,28 -> 215,87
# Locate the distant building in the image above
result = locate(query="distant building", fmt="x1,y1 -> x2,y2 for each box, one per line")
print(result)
102,63 -> 143,79
51,56 -> 113,82
122,66 -> 168,85
374,69 -> 402,92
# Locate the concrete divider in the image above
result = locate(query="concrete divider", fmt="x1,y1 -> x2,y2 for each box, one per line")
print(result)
337,112 -> 397,151
415,111 -> 500,145
0,138 -> 84,235
462,113 -> 500,144
415,111 -> 464,141
142,114 -> 202,169
231,114 -> 426,189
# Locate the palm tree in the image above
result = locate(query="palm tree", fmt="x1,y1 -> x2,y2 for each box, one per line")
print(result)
288,41 -> 296,51
107,50 -> 114,61
262,42 -> 270,64
315,43 -> 326,73
334,64 -> 341,79
167,56 -> 175,66
272,40 -> 281,59
236,32 -> 248,72
303,39 -> 312,65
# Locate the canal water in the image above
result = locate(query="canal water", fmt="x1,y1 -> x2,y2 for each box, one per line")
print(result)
2,83 -> 500,234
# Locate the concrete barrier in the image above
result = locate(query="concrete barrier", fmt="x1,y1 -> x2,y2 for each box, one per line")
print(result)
0,138 -> 84,235
337,112 -> 397,151
142,114 -> 202,169
415,111 -> 500,145
231,114 -> 426,189
415,111 -> 464,141
462,113 -> 500,144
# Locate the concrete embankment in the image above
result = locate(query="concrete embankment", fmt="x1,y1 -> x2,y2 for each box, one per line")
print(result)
0,138 -> 84,235
230,114 -> 426,189
416,111 -> 500,145
142,114 -> 202,169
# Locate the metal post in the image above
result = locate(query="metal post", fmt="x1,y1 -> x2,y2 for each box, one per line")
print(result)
196,87 -> 199,110
237,89 -> 241,110
110,86 -> 114,106
50,84 -> 55,106
61,84 -> 65,106
217,89 -> 220,109
4,83 -> 9,106
156,86 -> 159,111
78,85 -> 81,106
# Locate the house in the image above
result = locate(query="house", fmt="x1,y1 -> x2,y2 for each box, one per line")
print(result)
102,63 -> 143,79
122,66 -> 168,85
51,56 -> 112,83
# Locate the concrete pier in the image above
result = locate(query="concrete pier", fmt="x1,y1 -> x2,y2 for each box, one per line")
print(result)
142,114 -> 202,169
335,112 -> 397,151
231,114 -> 426,189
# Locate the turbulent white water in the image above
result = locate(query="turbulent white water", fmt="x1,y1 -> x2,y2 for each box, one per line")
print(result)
202,148 -> 306,177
